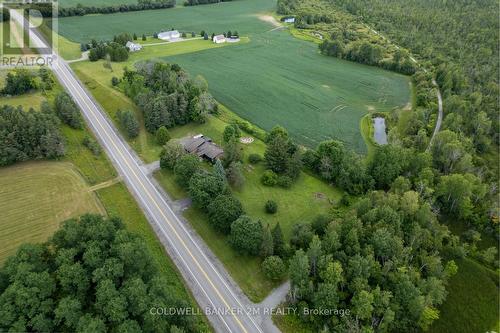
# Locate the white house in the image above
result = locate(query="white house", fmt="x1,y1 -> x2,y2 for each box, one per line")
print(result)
283,17 -> 295,23
125,41 -> 142,52
213,34 -> 226,44
158,30 -> 181,41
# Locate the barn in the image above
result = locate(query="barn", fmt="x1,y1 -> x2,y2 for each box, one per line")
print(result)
158,30 -> 181,41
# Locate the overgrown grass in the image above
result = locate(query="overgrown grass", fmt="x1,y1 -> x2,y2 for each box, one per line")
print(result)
428,258 -> 499,333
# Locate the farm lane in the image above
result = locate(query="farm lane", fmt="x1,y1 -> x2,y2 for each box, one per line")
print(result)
10,9 -> 266,333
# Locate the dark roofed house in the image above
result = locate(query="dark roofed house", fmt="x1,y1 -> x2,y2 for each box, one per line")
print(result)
180,134 -> 224,162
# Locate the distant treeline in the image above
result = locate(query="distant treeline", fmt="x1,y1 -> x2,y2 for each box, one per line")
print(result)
184,0 -> 233,6
30,0 -> 175,18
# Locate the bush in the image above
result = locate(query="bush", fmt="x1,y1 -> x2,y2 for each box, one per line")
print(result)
265,200 -> 278,214
229,216 -> 263,255
277,175 -> 293,188
160,140 -> 186,170
54,92 -> 83,129
82,136 -> 101,156
248,153 -> 262,164
311,214 -> 331,236
262,256 -> 286,281
174,154 -> 201,187
111,76 -> 120,86
207,194 -> 244,234
116,109 -> 139,138
188,171 -> 227,210
156,126 -> 171,145
261,170 -> 278,186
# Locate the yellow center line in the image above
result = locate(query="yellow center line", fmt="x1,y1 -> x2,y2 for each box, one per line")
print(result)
56,63 -> 251,333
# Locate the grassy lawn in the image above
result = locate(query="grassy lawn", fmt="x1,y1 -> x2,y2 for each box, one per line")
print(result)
428,258 -> 499,333
360,114 -> 377,162
152,109 -> 341,301
184,207 -> 279,302
0,161 -> 104,264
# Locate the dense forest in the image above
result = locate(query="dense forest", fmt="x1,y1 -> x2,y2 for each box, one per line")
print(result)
0,214 -> 202,332
273,0 -> 499,331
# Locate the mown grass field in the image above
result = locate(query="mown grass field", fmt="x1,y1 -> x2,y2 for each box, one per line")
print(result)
58,0 -> 410,152
0,162 -> 104,264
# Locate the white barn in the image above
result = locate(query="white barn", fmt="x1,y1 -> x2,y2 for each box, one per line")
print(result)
213,34 -> 226,44
125,41 -> 142,52
158,30 -> 181,41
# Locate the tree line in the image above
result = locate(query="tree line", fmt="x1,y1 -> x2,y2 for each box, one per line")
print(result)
0,214 -> 203,332
184,0 -> 233,6
121,60 -> 218,133
30,0 -> 175,18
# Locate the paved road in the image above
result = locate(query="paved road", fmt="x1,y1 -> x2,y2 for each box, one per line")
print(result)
10,9 -> 263,333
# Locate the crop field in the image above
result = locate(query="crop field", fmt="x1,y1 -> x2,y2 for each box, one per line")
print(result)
58,0 -> 410,151
0,162 -> 104,264
57,0 -> 275,42
167,31 -> 410,151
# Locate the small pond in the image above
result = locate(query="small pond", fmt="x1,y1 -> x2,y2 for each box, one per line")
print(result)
373,117 -> 388,145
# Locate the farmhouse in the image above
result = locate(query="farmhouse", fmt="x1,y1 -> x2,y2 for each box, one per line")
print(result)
213,34 -> 226,44
125,41 -> 142,52
158,30 -> 181,41
180,134 -> 224,162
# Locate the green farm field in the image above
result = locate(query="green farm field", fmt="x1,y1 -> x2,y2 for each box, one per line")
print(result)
166,31 -> 410,151
0,162 -> 104,264
57,0 -> 410,151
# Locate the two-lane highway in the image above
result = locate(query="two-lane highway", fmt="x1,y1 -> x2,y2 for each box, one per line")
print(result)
9,9 -> 263,333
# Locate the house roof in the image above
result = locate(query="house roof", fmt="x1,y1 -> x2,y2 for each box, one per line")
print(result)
213,34 -> 226,41
180,135 -> 224,160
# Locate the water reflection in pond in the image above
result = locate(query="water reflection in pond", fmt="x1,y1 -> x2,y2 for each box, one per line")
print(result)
373,117 -> 388,145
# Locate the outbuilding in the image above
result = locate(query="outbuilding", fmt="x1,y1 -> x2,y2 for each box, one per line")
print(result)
212,34 -> 226,44
158,30 -> 181,41
125,41 -> 142,52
